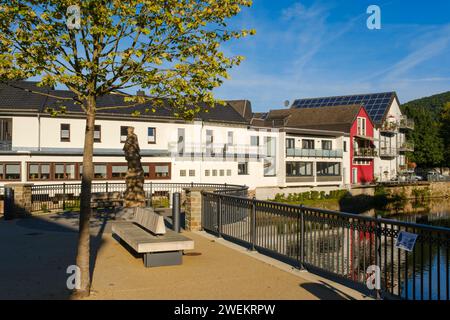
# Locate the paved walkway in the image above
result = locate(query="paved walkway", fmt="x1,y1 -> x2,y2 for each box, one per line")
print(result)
0,213 -> 369,300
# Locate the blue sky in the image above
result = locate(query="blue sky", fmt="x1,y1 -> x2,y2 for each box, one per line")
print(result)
214,0 -> 450,112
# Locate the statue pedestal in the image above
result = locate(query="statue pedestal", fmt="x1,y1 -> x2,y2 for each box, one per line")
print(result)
123,168 -> 146,208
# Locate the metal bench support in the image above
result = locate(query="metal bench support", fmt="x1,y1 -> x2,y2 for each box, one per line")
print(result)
143,250 -> 182,267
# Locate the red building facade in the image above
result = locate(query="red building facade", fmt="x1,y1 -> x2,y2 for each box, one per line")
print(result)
350,107 -> 375,184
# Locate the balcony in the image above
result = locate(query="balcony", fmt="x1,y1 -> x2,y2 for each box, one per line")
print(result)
0,140 -> 12,151
353,148 -> 377,158
379,121 -> 398,135
399,116 -> 415,130
168,142 -> 263,159
286,148 -> 343,158
379,147 -> 397,158
399,141 -> 414,152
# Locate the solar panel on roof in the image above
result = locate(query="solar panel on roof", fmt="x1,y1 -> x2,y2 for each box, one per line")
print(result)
292,92 -> 395,125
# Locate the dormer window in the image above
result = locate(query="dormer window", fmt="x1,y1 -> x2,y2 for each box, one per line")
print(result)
60,124 -> 70,142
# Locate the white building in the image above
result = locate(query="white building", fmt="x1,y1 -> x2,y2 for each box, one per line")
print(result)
0,82 -> 281,190
0,82 -> 413,198
290,92 -> 414,182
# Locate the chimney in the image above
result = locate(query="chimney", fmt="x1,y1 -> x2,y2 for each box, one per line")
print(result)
137,90 -> 145,96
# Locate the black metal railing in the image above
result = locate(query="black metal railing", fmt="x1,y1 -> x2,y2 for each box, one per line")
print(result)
202,192 -> 450,300
30,182 -> 248,212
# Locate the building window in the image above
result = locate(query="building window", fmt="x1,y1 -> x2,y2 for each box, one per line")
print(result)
142,163 -> 171,180
250,136 -> 259,146
0,118 -> 12,142
206,130 -> 214,156
317,162 -> 341,176
94,164 -> 107,179
220,169 -> 224,176
302,139 -> 314,149
286,138 -> 295,150
55,163 -> 76,180
357,117 -> 366,136
212,169 -> 217,176
28,163 -> 51,180
60,124 -> 70,142
180,170 -> 186,177
238,162 -> 248,175
177,128 -> 185,155
143,166 -> 150,179
120,126 -> 128,143
111,165 -> 128,179
189,170 -> 195,177
226,169 -> 232,176
94,125 -> 101,143
343,141 -> 347,152
155,165 -> 169,178
148,127 -> 156,144
0,163 -> 20,180
322,140 -> 332,150
228,131 -> 234,145
286,162 -> 313,176
205,170 -> 210,177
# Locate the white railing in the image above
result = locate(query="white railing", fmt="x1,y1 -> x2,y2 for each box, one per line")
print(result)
286,148 -> 343,158
168,142 -> 266,158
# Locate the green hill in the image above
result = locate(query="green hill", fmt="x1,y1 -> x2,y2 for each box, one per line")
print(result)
401,91 -> 450,168
402,91 -> 450,119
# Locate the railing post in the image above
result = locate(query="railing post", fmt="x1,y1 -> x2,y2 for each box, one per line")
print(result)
250,197 -> 256,251
172,192 -> 181,233
63,183 -> 66,210
217,195 -> 222,238
375,215 -> 382,300
299,204 -> 305,269
149,182 -> 153,207
4,187 -> 15,220
105,181 -> 109,193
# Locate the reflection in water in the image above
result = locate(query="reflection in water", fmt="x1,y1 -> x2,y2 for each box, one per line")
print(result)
375,199 -> 450,300
378,198 -> 450,227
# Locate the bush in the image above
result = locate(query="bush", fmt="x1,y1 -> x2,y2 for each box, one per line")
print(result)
310,191 -> 319,200
41,203 -> 49,213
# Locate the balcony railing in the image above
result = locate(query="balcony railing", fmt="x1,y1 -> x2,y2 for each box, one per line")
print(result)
353,147 -> 377,158
379,121 -> 398,134
286,148 -> 343,158
399,141 -> 414,152
0,140 -> 12,151
379,147 -> 398,158
168,142 -> 264,159
202,191 -> 450,300
399,116 -> 415,130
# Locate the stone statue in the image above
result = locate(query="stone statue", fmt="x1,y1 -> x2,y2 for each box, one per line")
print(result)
123,127 -> 146,207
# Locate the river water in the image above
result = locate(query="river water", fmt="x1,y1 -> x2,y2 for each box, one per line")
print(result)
377,199 -> 450,300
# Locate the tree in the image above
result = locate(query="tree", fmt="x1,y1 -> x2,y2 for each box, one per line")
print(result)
442,102 -> 450,167
404,106 -> 444,167
0,0 -> 254,297
402,91 -> 450,168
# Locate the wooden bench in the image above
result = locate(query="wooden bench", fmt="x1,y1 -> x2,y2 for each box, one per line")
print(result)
112,207 -> 194,267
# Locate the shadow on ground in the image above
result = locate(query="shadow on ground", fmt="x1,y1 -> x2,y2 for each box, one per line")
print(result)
0,211 -> 111,300
299,281 -> 356,300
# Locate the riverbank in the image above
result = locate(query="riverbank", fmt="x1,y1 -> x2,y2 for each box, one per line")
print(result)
268,183 -> 450,215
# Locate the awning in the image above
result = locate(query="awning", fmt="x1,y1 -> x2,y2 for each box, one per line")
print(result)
354,135 -> 376,141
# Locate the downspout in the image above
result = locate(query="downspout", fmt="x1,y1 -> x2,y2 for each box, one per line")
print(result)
200,120 -> 204,183
38,113 -> 41,151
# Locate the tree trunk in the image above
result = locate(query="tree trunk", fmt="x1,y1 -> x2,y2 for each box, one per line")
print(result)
74,97 -> 96,298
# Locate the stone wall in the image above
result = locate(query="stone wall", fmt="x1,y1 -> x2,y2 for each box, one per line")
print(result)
4,183 -> 33,216
350,182 -> 450,199
184,187 -> 216,231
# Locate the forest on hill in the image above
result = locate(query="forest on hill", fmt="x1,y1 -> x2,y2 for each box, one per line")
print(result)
401,91 -> 450,168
